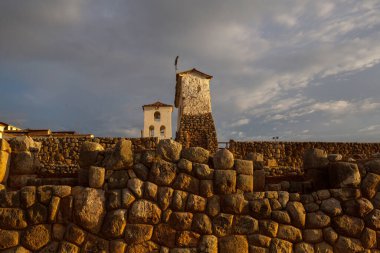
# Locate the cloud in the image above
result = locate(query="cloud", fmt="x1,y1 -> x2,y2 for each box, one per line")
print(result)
0,0 -> 380,141
228,118 -> 250,128
359,125 -> 380,133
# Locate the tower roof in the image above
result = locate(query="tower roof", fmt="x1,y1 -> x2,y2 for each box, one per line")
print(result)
175,68 -> 213,107
142,101 -> 173,109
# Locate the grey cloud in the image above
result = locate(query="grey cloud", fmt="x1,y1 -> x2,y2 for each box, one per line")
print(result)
0,0 -> 380,141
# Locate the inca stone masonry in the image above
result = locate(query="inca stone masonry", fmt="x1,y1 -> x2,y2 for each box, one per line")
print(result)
0,136 -> 379,252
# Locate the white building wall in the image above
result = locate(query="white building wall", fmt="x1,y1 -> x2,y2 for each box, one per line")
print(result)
143,106 -> 173,139
0,126 -> 4,139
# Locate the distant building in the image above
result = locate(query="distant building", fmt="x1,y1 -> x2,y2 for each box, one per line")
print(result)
3,128 -> 93,139
0,122 -> 22,138
142,101 -> 173,139
175,68 -> 218,152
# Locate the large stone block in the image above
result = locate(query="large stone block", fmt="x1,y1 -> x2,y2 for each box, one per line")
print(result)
176,231 -> 200,247
269,238 -> 292,253
78,141 -> 104,168
332,215 -> 364,238
187,194 -> 206,212
221,194 -> 248,214
128,200 -> 161,224
361,172 -> 380,199
88,166 -> 105,189
103,139 -> 133,170
157,139 -> 182,162
0,229 -> 19,250
10,151 -> 36,175
65,224 -> 86,245
333,236 -> 363,253
213,149 -> 234,170
0,139 -> 11,184
181,147 -> 210,164
233,215 -> 258,234
303,148 -> 328,170
173,173 -> 199,194
169,212 -> 193,230
124,224 -> 153,244
0,208 -> 27,229
192,213 -> 212,235
212,213 -> 234,237
237,174 -> 253,192
72,187 -> 106,233
234,159 -> 253,175
250,199 -> 271,219
21,224 -> 50,251
149,159 -> 177,186
198,235 -> 218,253
218,235 -> 248,253
286,201 -> 306,228
329,162 -> 361,188
214,170 -> 236,194
152,223 -> 176,248
277,224 -> 302,243
9,136 -> 40,153
101,209 -> 127,238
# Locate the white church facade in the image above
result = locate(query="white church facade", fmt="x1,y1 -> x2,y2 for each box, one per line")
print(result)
142,101 -> 173,139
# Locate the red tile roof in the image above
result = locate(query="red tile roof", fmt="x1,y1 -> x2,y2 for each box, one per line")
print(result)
142,101 -> 173,109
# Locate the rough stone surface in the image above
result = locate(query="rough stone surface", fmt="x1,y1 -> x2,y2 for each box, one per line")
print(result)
198,235 -> 218,253
0,208 -> 27,229
286,201 -> 306,228
103,139 -> 133,170
157,139 -> 182,162
78,141 -> 104,168
320,198 -> 342,216
334,236 -> 364,253
269,238 -> 292,253
88,166 -> 105,189
361,172 -> 380,199
72,187 -> 106,233
124,224 -> 153,244
0,229 -> 19,249
21,224 -> 50,251
149,159 -> 177,186
213,149 -> 234,170
218,235 -> 248,253
181,147 -> 210,164
329,162 -> 361,188
214,170 -> 236,194
332,215 -> 365,238
128,200 -> 161,224
101,209 -> 127,238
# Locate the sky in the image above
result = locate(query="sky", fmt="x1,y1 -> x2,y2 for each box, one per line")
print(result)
1,0 -> 380,142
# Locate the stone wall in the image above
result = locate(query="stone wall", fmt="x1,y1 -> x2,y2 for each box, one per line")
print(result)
31,137 -> 157,178
229,140 -> 380,168
176,113 -> 218,153
1,138 -> 380,252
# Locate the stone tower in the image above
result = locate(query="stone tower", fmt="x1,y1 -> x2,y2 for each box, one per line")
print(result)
142,101 -> 173,139
175,68 -> 218,152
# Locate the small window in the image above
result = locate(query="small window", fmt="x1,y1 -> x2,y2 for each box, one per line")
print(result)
197,85 -> 201,92
160,126 -> 166,137
154,111 -> 161,121
149,126 -> 154,137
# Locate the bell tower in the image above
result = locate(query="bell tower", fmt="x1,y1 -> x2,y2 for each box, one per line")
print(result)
142,101 -> 173,139
175,68 -> 218,152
